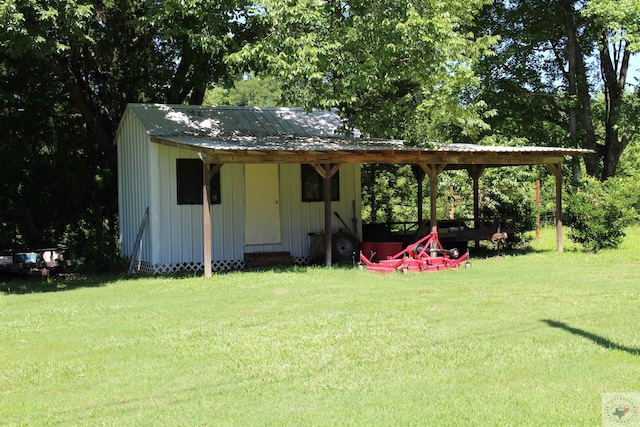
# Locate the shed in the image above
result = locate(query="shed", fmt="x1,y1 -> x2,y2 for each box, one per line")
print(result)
116,103 -> 589,276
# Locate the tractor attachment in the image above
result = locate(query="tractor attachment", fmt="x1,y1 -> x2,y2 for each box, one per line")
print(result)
359,231 -> 470,273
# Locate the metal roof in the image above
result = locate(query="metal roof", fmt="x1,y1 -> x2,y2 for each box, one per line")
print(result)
120,103 -> 591,166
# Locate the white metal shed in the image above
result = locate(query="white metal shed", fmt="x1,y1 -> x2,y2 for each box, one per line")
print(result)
116,104 -> 377,274
116,103 -> 590,276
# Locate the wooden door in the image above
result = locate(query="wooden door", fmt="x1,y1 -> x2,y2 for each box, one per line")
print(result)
244,164 -> 281,245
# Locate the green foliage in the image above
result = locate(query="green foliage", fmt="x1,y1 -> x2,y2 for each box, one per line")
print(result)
474,0 -> 574,148
203,75 -> 284,107
236,0 -> 497,139
439,170 -> 475,219
0,0 -> 261,271
583,0 -> 640,53
478,168 -> 537,246
475,0 -> 640,179
566,176 -> 638,252
62,219 -> 125,274
361,164 -> 417,224
0,60 -> 92,250
617,137 -> 640,182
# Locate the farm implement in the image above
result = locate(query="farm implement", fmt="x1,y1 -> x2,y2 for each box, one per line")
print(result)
0,245 -> 73,277
359,232 -> 470,273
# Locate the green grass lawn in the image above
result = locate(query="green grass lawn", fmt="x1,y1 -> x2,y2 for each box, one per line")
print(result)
1,227 -> 639,426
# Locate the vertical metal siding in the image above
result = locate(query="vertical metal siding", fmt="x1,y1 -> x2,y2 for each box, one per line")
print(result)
219,163 -> 245,260
277,163 -> 361,258
118,105 -> 364,267
148,142 -> 161,264
117,109 -> 152,262
120,137 -> 363,265
153,144 -> 246,264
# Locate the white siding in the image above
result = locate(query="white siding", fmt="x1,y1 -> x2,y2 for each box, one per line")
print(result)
154,144 -> 245,265
117,107 -> 364,270
272,163 -> 362,258
117,109 -> 152,262
147,153 -> 363,263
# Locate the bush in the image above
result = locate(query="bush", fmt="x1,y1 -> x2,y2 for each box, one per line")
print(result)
479,168 -> 537,248
565,177 -> 638,252
63,218 -> 126,273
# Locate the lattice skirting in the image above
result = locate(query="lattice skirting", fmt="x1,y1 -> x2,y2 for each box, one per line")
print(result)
132,255 -> 311,275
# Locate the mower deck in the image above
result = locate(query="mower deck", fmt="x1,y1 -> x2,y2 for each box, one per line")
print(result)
359,232 -> 470,273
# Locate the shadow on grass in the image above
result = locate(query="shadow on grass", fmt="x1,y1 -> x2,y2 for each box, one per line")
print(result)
0,272 -> 134,295
541,319 -> 640,356
464,244 -> 548,260
0,263 -> 362,295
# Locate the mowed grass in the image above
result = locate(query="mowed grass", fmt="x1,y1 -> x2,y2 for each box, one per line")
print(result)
1,228 -> 639,426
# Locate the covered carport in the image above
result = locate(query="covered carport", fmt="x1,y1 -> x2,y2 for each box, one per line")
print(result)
187,138 -> 588,277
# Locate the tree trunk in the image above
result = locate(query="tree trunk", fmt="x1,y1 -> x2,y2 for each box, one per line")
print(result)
166,44 -> 194,104
599,30 -> 631,180
562,0 -> 599,176
46,56 -> 119,229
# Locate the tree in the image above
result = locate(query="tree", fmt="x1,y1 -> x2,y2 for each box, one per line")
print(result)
235,0 -> 496,140
475,0 -> 640,181
584,0 -> 640,179
204,75 -> 284,107
0,1 -> 260,264
231,1 -> 497,232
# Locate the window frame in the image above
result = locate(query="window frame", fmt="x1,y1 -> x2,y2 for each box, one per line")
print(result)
176,159 -> 221,205
301,164 -> 340,202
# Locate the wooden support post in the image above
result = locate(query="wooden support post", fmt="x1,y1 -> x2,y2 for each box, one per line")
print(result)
411,165 -> 426,225
312,163 -> 341,267
547,163 -> 563,252
419,163 -> 446,234
535,180 -> 541,241
202,158 -> 212,278
468,166 -> 484,250
429,173 -> 437,233
323,163 -> 333,267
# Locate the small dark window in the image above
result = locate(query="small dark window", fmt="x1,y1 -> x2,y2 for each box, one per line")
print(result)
176,159 -> 221,205
301,164 -> 340,202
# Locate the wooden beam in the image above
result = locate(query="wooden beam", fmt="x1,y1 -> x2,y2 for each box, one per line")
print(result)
329,163 -> 341,178
195,151 -> 562,166
418,163 -> 446,177
151,136 -> 586,167
152,139 -> 572,166
311,163 -> 341,179
417,164 -> 446,233
202,158 -> 212,278
311,163 -> 327,178
467,166 -> 485,250
547,163 -> 563,252
323,163 -> 332,267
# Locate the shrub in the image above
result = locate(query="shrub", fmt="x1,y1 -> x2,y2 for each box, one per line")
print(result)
565,177 -> 637,252
479,168 -> 537,248
63,218 -> 126,273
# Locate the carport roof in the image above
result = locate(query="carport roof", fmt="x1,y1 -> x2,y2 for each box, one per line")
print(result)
122,103 -> 591,166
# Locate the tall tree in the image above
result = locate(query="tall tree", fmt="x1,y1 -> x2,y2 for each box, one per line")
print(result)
232,1 -> 496,227
475,0 -> 640,180
235,0 -> 496,140
584,0 -> 640,179
0,1 -> 260,256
